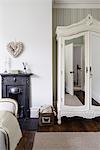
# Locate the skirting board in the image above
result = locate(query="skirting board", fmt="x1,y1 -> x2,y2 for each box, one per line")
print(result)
30,107 -> 39,118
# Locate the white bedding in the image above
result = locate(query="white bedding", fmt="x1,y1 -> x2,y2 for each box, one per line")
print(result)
0,111 -> 22,150
0,131 -> 7,150
0,98 -> 22,150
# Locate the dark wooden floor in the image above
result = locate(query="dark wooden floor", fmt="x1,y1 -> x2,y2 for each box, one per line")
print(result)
16,117 -> 100,150
38,117 -> 100,132
16,131 -> 35,150
16,90 -> 100,149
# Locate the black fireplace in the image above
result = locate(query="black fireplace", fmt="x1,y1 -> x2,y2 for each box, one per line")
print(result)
0,73 -> 32,118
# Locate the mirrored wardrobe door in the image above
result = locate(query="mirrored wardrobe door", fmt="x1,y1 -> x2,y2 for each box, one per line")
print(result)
64,36 -> 86,106
90,32 -> 100,107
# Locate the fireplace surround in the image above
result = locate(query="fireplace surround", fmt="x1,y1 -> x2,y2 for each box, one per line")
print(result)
0,73 -> 32,118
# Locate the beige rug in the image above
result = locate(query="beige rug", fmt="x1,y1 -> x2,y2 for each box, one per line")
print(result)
65,94 -> 83,106
33,132 -> 100,150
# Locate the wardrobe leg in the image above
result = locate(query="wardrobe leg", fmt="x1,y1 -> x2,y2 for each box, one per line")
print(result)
57,110 -> 61,124
58,117 -> 61,124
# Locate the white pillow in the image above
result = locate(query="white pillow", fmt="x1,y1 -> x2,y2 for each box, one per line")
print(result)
0,102 -> 15,114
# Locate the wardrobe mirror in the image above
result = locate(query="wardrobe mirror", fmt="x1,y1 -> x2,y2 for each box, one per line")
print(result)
64,36 -> 85,106
91,33 -> 100,106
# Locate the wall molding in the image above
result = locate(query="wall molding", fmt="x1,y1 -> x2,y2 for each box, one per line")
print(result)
53,0 -> 100,8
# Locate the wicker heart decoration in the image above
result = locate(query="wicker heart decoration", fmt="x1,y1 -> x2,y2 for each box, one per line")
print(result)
7,41 -> 23,58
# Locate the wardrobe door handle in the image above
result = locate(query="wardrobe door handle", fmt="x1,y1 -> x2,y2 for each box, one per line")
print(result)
90,66 -> 93,77
70,71 -> 74,74
86,67 -> 88,73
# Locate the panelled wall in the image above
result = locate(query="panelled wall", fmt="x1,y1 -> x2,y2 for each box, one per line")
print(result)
53,9 -> 100,107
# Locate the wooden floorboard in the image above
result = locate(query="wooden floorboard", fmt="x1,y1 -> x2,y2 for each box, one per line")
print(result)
16,91 -> 100,149
16,117 -> 100,150
38,117 -> 100,132
16,131 -> 35,150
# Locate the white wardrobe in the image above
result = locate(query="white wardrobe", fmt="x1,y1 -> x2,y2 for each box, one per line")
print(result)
56,15 -> 100,124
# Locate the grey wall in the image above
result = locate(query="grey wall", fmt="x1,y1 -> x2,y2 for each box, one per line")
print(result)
52,8 -> 100,107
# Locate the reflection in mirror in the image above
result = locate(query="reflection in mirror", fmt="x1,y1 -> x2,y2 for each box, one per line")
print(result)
91,34 -> 100,106
64,36 -> 85,106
